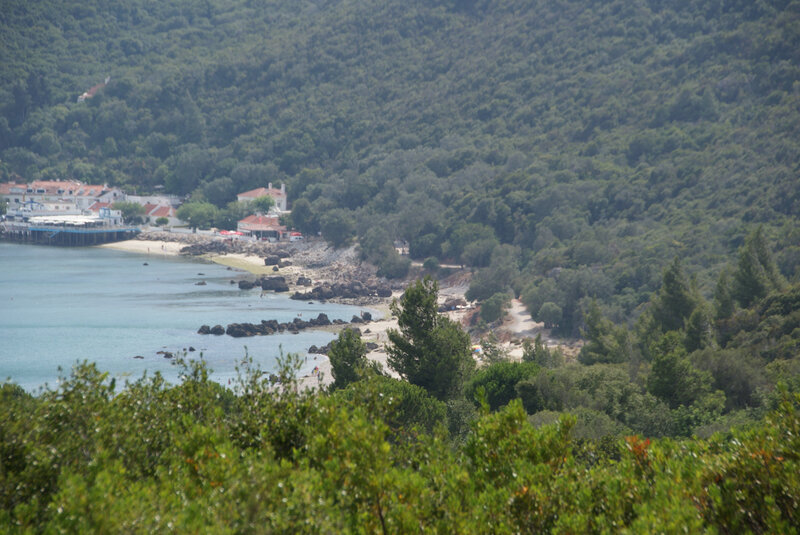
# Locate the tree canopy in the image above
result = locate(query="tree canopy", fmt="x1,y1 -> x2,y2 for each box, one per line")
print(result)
0,0 -> 797,305
0,354 -> 797,532
387,277 -> 474,401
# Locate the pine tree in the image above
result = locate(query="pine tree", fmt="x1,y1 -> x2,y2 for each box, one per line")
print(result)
523,333 -> 562,368
579,300 -> 630,364
329,328 -> 369,391
684,304 -> 714,353
651,257 -> 697,333
647,332 -> 712,409
387,277 -> 474,400
713,268 -> 735,320
732,227 -> 784,307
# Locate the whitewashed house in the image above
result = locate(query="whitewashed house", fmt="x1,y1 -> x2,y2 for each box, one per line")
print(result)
236,183 -> 288,212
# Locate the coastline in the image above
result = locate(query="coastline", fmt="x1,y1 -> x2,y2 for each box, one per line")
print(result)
99,238 -> 402,389
95,236 -> 573,388
99,239 -> 185,256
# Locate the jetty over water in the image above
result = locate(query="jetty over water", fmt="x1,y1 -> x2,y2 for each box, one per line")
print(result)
2,215 -> 139,246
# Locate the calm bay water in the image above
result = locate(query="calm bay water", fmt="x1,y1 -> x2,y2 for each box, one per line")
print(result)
0,242 -> 369,391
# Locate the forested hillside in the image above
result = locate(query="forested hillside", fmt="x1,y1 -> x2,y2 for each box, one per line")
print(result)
2,0 -> 799,330
3,3 -> 800,528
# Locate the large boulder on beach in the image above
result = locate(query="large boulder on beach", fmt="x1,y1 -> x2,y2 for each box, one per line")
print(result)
339,284 -> 357,299
238,280 -> 256,290
210,325 -> 226,335
260,276 -> 289,292
443,297 -> 468,310
314,285 -> 336,300
264,255 -> 281,266
349,281 -> 367,295
308,343 -> 332,355
376,286 -> 393,298
198,325 -> 211,335
309,313 -> 331,326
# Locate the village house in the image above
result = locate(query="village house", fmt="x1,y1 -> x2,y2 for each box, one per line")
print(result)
125,194 -> 182,226
126,194 -> 182,208
143,203 -> 180,226
236,183 -> 288,212
0,182 -> 27,206
1,179 -> 123,213
237,214 -> 286,241
77,77 -> 109,103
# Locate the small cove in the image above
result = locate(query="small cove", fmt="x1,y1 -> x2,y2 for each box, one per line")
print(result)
0,242 -> 371,391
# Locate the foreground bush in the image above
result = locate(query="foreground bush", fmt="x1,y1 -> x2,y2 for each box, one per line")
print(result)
1,356 -> 798,533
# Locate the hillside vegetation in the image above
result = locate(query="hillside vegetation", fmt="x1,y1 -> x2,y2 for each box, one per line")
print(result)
0,334 -> 798,532
3,2 -> 800,528
3,259 -> 800,530
2,0 -> 799,334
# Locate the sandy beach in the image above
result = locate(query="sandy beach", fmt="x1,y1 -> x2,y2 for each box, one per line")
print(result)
99,239 -> 185,256
214,247 -> 405,390
98,236 -> 573,389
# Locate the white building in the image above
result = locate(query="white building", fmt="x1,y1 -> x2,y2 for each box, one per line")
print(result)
0,179 -> 123,210
236,183 -> 288,212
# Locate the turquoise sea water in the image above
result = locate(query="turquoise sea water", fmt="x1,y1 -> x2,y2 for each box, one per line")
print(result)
0,242 -> 369,391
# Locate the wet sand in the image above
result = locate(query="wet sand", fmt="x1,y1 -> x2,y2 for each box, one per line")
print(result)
99,239 -> 185,256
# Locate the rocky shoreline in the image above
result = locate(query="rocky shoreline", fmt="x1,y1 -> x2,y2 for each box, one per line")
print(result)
131,233 -> 402,365
197,311 -> 373,339
135,231 -> 401,306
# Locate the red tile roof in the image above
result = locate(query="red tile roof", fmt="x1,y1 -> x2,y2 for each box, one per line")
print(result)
75,184 -> 106,197
238,214 -> 286,231
78,82 -> 106,101
25,180 -> 107,197
238,187 -> 286,199
88,201 -> 112,212
85,83 -> 105,98
239,214 -> 281,225
28,180 -> 82,195
0,182 -> 25,195
142,203 -> 158,214
149,205 -> 174,218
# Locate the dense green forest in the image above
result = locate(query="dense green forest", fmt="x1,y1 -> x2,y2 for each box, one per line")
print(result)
2,1 -> 800,528
2,0 -> 799,333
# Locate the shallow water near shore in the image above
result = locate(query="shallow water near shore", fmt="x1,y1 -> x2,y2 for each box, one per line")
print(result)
0,242 -> 369,392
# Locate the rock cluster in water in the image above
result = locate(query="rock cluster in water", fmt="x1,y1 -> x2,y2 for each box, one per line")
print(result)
237,276 -> 291,292
197,312 -> 373,338
290,280 -> 392,301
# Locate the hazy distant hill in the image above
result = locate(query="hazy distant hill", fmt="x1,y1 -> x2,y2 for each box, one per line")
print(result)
2,0 -> 798,330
